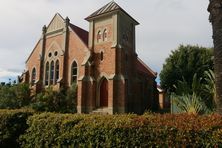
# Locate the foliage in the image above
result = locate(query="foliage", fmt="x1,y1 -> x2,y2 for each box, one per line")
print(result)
160,45 -> 213,93
0,83 -> 30,109
171,93 -> 210,114
65,83 -> 77,113
0,109 -> 34,147
31,84 -> 77,113
19,112 -> 222,147
201,70 -> 216,108
171,70 -> 215,112
174,73 -> 203,96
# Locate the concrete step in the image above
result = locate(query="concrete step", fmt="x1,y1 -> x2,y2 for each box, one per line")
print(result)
91,107 -> 109,114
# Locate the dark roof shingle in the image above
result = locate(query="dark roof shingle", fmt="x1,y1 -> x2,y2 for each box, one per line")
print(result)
136,58 -> 157,78
69,23 -> 89,46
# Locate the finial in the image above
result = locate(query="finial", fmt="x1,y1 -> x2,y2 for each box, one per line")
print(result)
65,17 -> 70,24
42,25 -> 47,34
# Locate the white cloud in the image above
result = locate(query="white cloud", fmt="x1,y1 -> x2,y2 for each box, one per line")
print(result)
0,68 -> 20,82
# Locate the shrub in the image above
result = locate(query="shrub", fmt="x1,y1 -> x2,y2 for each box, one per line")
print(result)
31,84 -> 77,113
0,84 -> 31,109
171,93 -> 210,114
20,113 -> 222,147
0,109 -> 34,147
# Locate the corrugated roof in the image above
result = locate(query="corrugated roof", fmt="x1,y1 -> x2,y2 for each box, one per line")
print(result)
85,1 -> 139,24
69,23 -> 89,46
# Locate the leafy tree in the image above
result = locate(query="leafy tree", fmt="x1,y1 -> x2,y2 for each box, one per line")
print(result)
208,0 -> 222,113
160,45 -> 213,93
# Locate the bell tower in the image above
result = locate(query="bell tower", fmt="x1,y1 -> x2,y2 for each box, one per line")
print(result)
85,1 -> 139,113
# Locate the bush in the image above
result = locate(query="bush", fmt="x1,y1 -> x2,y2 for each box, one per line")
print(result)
31,84 -> 77,113
0,109 -> 34,147
20,113 -> 222,147
0,84 -> 31,109
171,93 -> 210,114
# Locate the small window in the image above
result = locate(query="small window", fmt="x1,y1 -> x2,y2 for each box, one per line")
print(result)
101,51 -> 104,61
97,30 -> 102,43
45,62 -> 49,85
71,61 -> 78,84
50,61 -> 54,85
48,52 -> 52,57
103,29 -> 108,41
55,60 -> 59,82
54,51 -> 58,56
31,68 -> 36,85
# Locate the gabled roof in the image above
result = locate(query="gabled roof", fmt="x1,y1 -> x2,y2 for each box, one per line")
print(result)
69,23 -> 89,46
46,13 -> 65,33
136,58 -> 157,78
85,1 -> 139,25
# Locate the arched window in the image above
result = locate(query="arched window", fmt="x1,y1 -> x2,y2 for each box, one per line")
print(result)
103,29 -> 108,41
97,30 -> 102,43
50,61 -> 54,85
45,62 -> 49,85
55,60 -> 59,82
31,68 -> 36,85
71,61 -> 77,84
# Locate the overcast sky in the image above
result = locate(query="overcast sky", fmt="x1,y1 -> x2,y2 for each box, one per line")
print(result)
0,0 -> 213,83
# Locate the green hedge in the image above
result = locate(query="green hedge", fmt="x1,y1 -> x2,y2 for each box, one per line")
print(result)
0,109 -> 222,147
0,109 -> 33,147
19,113 -> 222,147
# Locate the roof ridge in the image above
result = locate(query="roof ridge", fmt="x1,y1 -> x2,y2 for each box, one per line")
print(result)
85,1 -> 139,25
85,1 -> 121,20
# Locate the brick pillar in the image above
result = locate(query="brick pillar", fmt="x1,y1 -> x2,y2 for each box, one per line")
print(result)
77,62 -> 95,113
37,25 -> 47,92
113,75 -> 125,114
77,80 -> 84,113
61,17 -> 70,88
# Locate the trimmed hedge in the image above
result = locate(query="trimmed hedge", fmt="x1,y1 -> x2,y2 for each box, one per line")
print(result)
0,109 -> 222,147
20,113 -> 222,147
0,109 -> 34,147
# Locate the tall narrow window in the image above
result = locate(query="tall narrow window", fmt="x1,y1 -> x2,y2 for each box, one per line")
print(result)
45,62 -> 49,85
97,30 -> 102,43
31,68 -> 36,85
55,60 -> 59,82
100,51 -> 104,61
103,29 -> 108,41
50,61 -> 54,85
71,61 -> 77,84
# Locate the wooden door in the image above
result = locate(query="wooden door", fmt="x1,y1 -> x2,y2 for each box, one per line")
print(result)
100,79 -> 108,107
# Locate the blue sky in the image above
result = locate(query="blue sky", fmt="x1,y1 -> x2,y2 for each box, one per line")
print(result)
0,0 -> 213,83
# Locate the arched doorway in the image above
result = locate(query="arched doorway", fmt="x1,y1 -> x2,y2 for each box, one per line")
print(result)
100,78 -> 108,107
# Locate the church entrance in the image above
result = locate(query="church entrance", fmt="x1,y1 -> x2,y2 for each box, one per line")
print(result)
100,79 -> 108,107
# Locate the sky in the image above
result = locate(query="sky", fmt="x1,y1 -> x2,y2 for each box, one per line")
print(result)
0,0 -> 213,83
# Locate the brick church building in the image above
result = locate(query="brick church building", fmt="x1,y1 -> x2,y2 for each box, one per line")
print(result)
20,1 -> 158,114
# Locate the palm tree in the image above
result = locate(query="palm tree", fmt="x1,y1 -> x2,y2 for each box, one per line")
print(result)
208,0 -> 222,113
